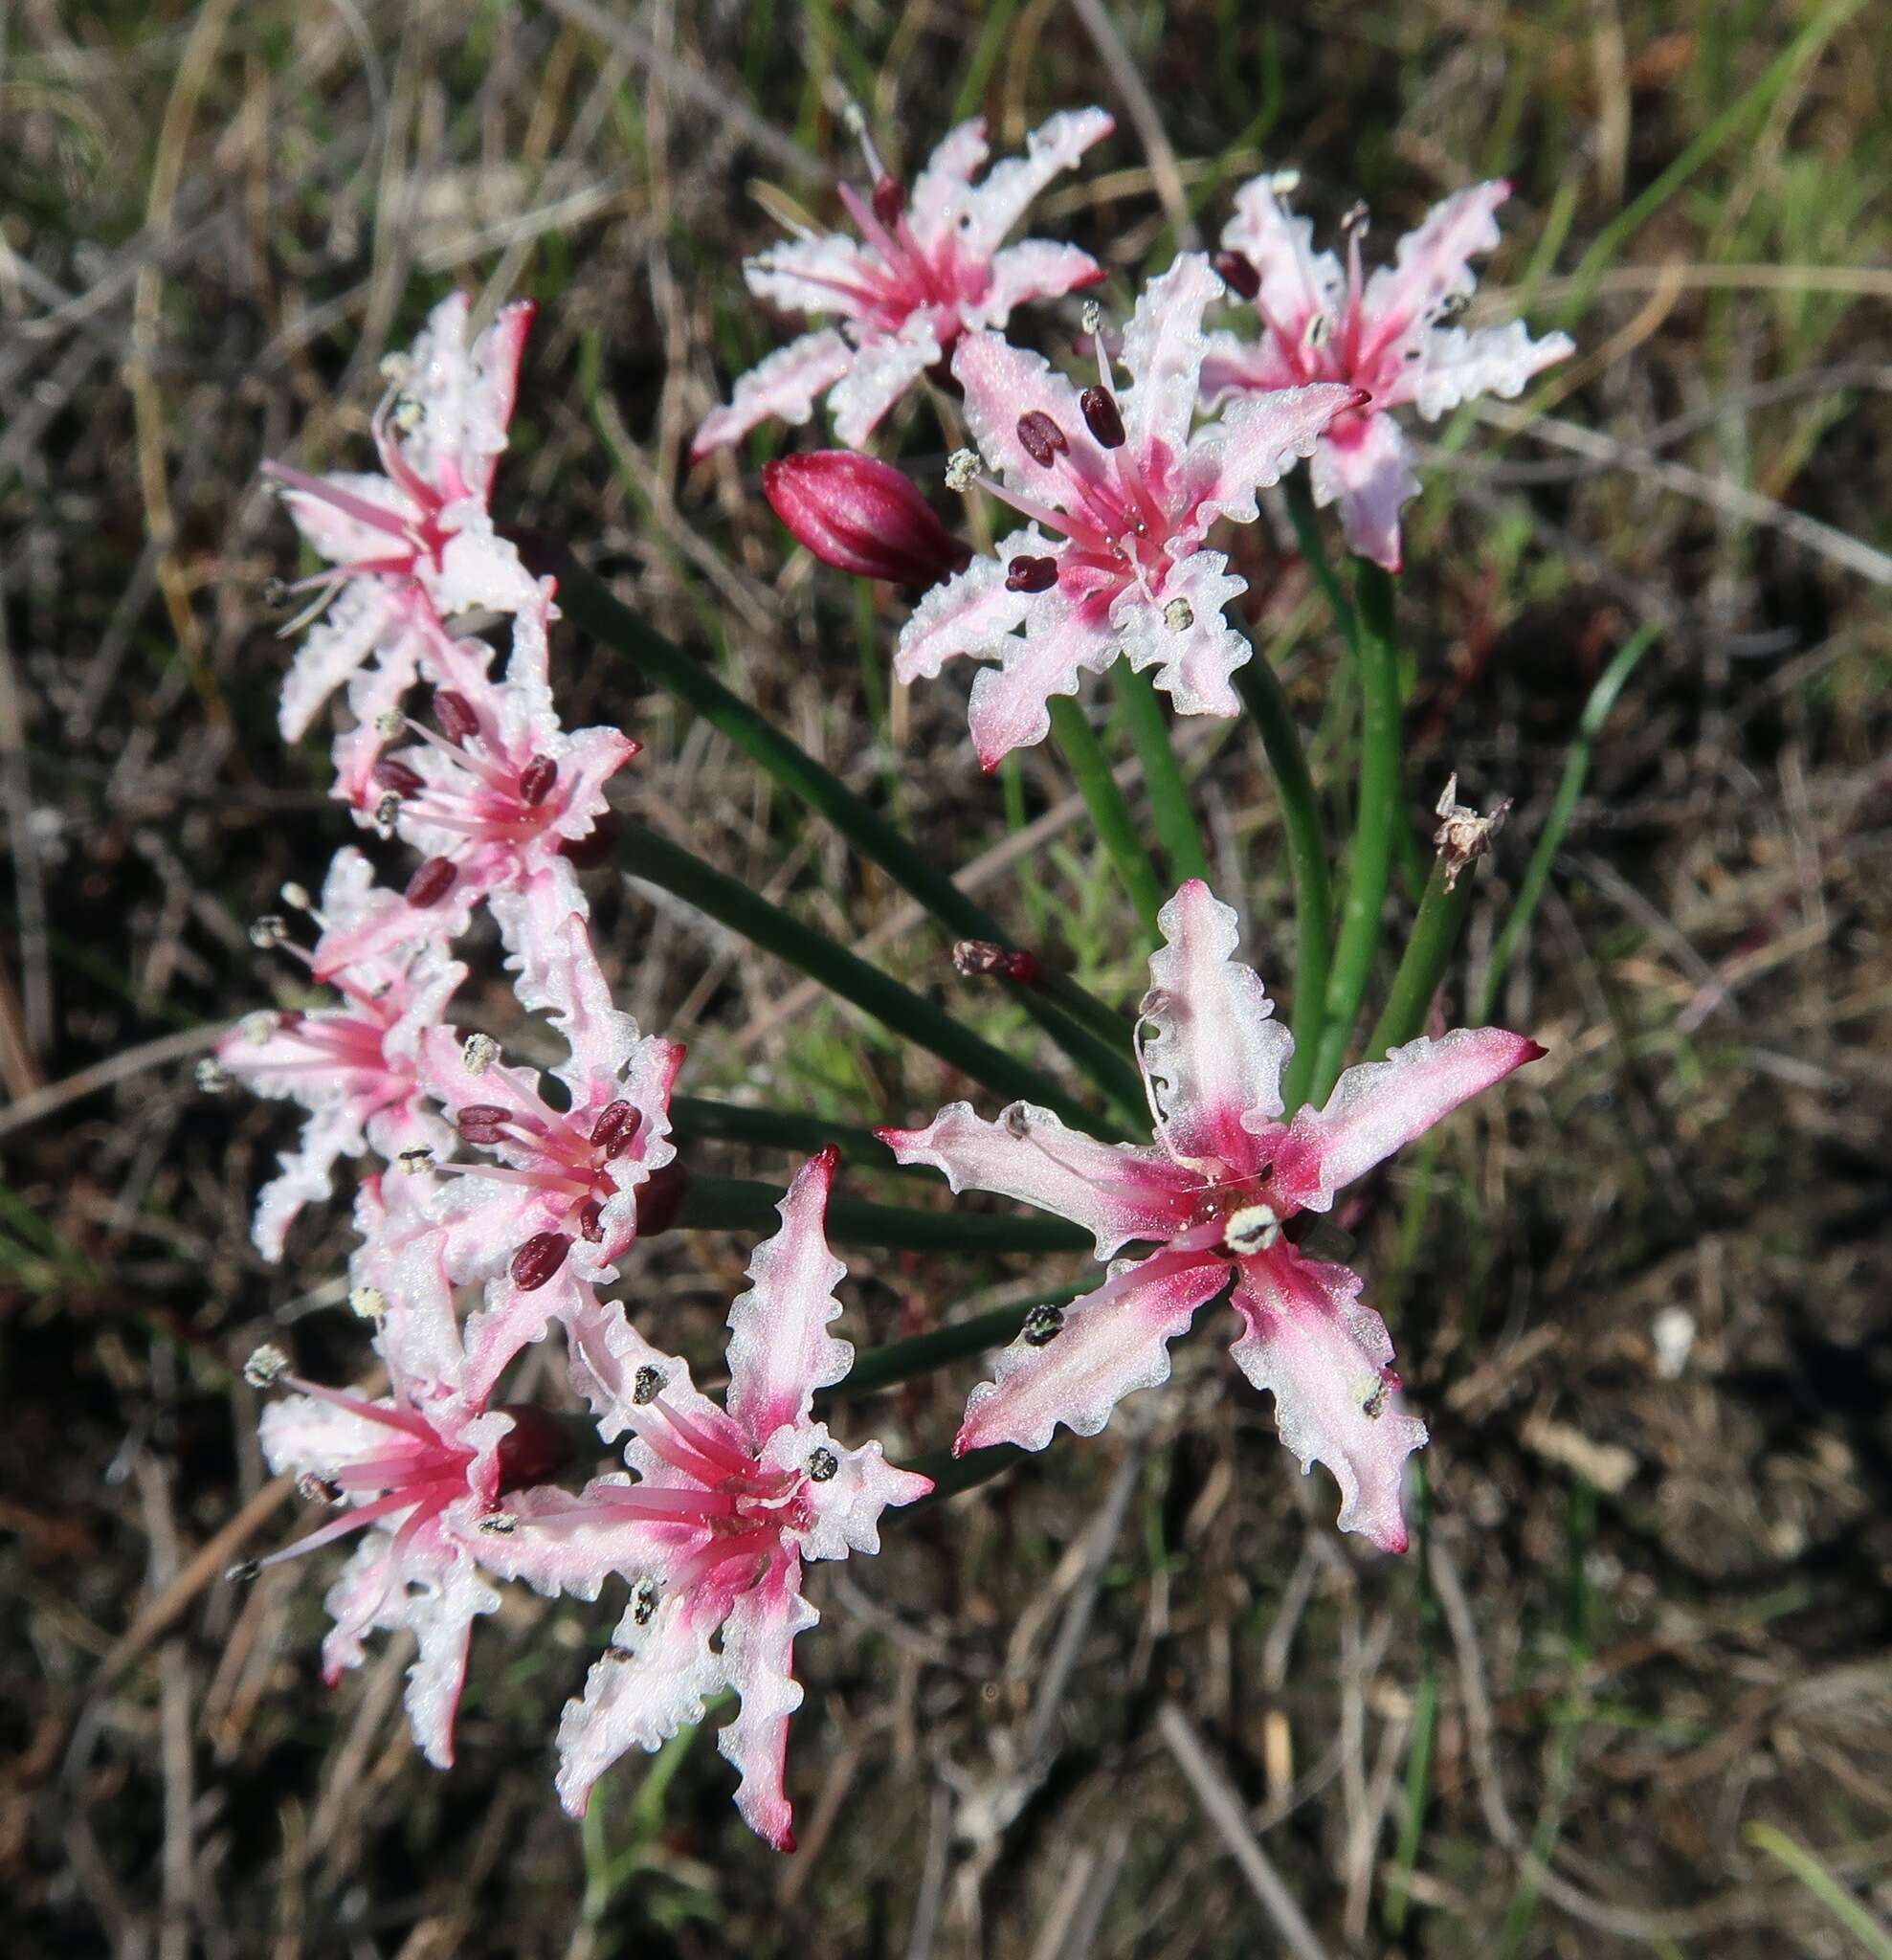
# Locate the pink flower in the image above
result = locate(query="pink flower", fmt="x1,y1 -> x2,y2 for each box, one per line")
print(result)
216,848 -> 461,1259
879,880 -> 1543,1551
250,1174 -> 573,1767
896,255 -> 1357,769
762,451 -> 968,586
477,1151 -> 931,1847
1202,175 -> 1574,571
691,110 -> 1114,457
414,882 -> 682,1310
265,292 -> 541,742
317,582 -> 637,968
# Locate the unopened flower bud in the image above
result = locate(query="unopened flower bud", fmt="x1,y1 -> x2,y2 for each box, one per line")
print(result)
634,1161 -> 690,1237
762,453 -> 968,588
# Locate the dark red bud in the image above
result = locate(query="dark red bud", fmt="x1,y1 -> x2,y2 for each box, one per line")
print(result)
559,813 -> 619,869
1016,411 -> 1068,467
510,1231 -> 571,1291
871,174 -> 906,226
373,756 -> 425,796
576,1199 -> 605,1243
1080,386 -> 1126,450
634,1162 -> 690,1237
1005,554 -> 1059,594
1213,250 -> 1262,301
589,1099 -> 639,1156
517,754 -> 558,806
493,1402 -> 573,1489
456,1102 -> 512,1144
761,452 -> 967,588
405,856 -> 456,907
434,689 -> 479,745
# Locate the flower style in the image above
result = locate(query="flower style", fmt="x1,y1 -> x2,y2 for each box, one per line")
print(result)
414,880 -> 682,1309
478,1151 -> 932,1847
691,109 -> 1114,457
216,848 -> 461,1260
879,880 -> 1543,1550
249,1174 -> 573,1767
1201,175 -> 1574,571
265,291 -> 541,743
896,255 -> 1358,769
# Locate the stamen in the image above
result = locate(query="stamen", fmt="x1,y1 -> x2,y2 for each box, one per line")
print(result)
244,1344 -> 289,1387
517,755 -> 559,806
461,1033 -> 500,1076
1213,250 -> 1261,302
1016,412 -> 1069,468
1022,1303 -> 1064,1347
945,449 -> 981,492
195,1058 -> 231,1093
456,1103 -> 514,1146
249,915 -> 289,950
374,756 -> 426,797
433,690 -> 480,746
405,857 -> 457,907
589,1101 -> 639,1156
510,1232 -> 573,1291
1080,386 -> 1125,450
1005,554 -> 1059,594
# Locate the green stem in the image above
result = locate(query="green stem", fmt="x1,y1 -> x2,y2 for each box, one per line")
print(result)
1111,664 -> 1211,886
1743,1824 -> 1892,1960
824,1278 -> 1100,1403
668,1095 -> 915,1173
1048,696 -> 1165,941
555,556 -> 1143,1118
1231,647 -> 1331,1112
1280,471 -> 1362,657
1363,849 -> 1477,1060
619,819 -> 1113,1137
903,1442 -> 1027,1509
1311,561 -> 1403,1102
1477,625 -> 1658,1025
671,1174 -> 1090,1255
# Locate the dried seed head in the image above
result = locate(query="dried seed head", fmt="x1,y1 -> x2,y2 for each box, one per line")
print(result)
243,1343 -> 289,1387
1432,773 -> 1512,891
460,1032 -> 500,1076
349,1284 -> 388,1322
945,448 -> 981,492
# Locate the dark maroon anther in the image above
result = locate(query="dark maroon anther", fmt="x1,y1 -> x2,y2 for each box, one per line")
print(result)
456,1102 -> 513,1145
576,1199 -> 605,1244
951,939 -> 1042,986
1213,250 -> 1261,301
1080,385 -> 1126,450
589,1100 -> 639,1157
510,1231 -> 572,1291
559,813 -> 619,869
1015,411 -> 1068,467
434,689 -> 479,745
405,856 -> 456,907
761,452 -> 968,588
517,754 -> 559,806
493,1402 -> 573,1489
871,174 -> 906,226
373,756 -> 426,797
1005,554 -> 1059,594
634,1162 -> 690,1237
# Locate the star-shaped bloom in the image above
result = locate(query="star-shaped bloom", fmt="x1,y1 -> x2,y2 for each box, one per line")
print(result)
879,880 -> 1543,1550
315,581 -> 636,970
413,880 -> 682,1318
249,1171 -> 573,1767
691,109 -> 1115,458
265,292 -> 541,743
1201,175 -> 1573,571
477,1150 -> 932,1847
896,255 -> 1357,768
216,848 -> 461,1259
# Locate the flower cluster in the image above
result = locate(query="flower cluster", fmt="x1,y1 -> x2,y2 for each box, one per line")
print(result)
221,115 -> 1554,1854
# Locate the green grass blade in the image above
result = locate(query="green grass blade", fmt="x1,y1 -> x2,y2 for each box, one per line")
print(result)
1049,696 -> 1165,942
672,1172 -> 1091,1256
1744,1824 -> 1892,1960
1111,663 -> 1211,886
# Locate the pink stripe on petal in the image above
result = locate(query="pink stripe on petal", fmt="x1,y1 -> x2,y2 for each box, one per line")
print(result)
1194,380 -> 1362,531
953,1249 -> 1229,1456
878,1100 -> 1199,1258
1229,1248 -> 1426,1552
1140,880 -> 1293,1169
716,1551 -> 819,1852
690,331 -> 854,459
1273,1027 -> 1544,1213
724,1150 -> 853,1448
